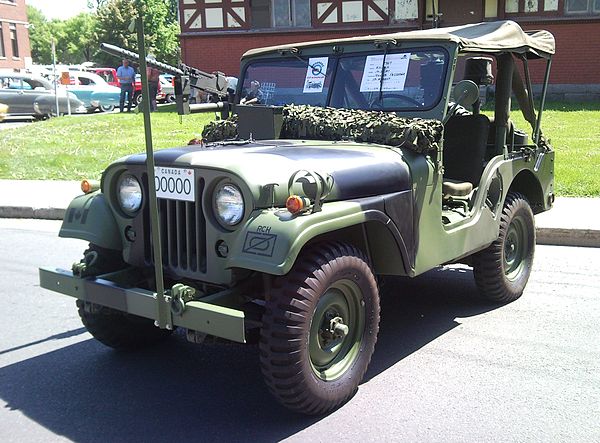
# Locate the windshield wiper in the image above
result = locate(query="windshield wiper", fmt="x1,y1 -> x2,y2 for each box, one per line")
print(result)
278,48 -> 325,77
374,40 -> 396,106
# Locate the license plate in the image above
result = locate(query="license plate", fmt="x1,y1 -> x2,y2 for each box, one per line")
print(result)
154,167 -> 195,202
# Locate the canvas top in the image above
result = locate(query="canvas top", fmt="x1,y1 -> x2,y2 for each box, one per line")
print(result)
242,20 -> 555,60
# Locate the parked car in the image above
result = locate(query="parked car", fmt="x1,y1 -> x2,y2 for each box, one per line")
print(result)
61,71 -> 121,112
158,74 -> 174,103
85,67 -> 120,88
131,73 -> 164,106
0,73 -> 85,119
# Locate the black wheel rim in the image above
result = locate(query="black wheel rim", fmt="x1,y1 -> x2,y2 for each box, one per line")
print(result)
504,215 -> 529,281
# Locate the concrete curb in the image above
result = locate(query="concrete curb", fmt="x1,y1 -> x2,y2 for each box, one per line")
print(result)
536,228 -> 600,248
0,206 -> 65,220
1,205 -> 599,248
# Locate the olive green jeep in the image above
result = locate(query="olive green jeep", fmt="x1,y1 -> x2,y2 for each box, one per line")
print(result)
40,21 -> 555,415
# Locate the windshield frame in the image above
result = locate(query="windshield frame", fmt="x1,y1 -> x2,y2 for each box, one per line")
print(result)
238,42 -> 457,119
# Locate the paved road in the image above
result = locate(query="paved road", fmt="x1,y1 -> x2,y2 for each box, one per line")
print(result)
0,219 -> 598,442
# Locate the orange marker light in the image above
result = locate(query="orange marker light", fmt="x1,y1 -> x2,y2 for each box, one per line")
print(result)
286,195 -> 306,214
81,179 -> 99,194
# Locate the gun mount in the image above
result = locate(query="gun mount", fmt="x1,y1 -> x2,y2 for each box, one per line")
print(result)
100,43 -> 231,118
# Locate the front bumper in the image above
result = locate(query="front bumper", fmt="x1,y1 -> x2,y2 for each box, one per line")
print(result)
39,267 -> 246,343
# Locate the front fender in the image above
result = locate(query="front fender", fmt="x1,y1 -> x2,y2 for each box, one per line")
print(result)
226,200 -> 405,276
60,191 -> 122,251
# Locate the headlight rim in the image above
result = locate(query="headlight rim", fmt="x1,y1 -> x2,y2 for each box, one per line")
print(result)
116,172 -> 143,216
213,181 -> 245,230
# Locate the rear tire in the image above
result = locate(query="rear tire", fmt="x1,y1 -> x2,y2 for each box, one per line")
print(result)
76,244 -> 172,350
260,242 -> 380,415
472,192 -> 535,303
100,104 -> 115,112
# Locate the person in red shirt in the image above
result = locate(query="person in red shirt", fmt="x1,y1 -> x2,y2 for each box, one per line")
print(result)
146,54 -> 161,112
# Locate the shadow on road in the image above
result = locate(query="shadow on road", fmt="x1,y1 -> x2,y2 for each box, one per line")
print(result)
0,266 -> 502,441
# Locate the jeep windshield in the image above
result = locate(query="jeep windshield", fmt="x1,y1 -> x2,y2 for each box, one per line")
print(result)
240,48 -> 448,112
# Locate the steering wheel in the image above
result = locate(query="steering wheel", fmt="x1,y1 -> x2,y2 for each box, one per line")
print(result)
369,93 -> 422,109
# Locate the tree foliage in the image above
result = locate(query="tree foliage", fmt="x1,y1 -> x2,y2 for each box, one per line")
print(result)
94,0 -> 181,67
27,0 -> 180,67
28,6 -> 98,64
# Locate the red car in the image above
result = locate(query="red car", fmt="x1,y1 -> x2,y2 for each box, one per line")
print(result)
86,68 -> 120,88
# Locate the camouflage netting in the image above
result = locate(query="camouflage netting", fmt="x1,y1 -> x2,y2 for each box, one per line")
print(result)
201,114 -> 239,143
201,105 -> 443,154
282,105 -> 443,154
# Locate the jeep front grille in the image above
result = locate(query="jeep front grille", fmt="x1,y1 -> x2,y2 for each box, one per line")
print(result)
144,177 -> 207,276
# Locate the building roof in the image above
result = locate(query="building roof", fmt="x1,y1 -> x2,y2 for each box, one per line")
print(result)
243,20 -> 555,60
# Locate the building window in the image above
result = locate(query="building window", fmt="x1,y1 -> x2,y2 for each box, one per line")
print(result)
251,0 -> 272,28
272,0 -> 311,27
505,0 -> 518,13
394,0 -> 418,20
484,0 -> 498,18
315,0 -> 389,26
565,0 -> 600,13
524,0 -> 538,12
0,23 -> 5,58
9,23 -> 18,58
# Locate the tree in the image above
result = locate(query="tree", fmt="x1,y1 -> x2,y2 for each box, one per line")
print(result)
27,6 -> 98,64
60,14 -> 98,63
94,0 -> 180,67
27,6 -> 54,64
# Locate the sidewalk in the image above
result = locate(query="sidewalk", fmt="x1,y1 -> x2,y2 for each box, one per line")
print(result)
0,179 -> 598,247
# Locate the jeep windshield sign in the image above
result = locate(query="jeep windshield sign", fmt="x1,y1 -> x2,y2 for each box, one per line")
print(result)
240,48 -> 448,111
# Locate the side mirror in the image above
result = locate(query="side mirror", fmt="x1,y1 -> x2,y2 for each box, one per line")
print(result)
443,80 -> 480,124
453,80 -> 480,107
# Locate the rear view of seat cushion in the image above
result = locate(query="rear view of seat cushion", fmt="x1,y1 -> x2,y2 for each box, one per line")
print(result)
443,115 -> 490,186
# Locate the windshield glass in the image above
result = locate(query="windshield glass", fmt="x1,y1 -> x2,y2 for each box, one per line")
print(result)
241,57 -> 336,107
241,48 -> 448,111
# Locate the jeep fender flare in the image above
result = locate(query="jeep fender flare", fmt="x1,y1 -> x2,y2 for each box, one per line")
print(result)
225,200 -> 412,276
60,192 -> 122,251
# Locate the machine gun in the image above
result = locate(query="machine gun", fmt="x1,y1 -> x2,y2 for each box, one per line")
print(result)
100,43 -> 232,118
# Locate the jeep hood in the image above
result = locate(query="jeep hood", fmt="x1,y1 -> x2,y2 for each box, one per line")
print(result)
121,140 -> 412,204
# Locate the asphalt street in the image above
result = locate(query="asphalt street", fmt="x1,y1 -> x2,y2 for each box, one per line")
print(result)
0,219 -> 598,442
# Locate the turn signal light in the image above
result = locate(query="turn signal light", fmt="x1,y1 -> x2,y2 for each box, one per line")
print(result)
81,179 -> 99,194
286,195 -> 309,214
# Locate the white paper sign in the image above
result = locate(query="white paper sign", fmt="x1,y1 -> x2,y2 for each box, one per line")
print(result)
303,57 -> 329,93
360,53 -> 411,93
154,167 -> 195,202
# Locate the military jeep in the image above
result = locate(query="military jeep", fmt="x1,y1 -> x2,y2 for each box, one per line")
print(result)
40,21 -> 555,415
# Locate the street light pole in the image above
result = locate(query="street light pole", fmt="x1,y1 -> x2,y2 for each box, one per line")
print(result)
51,38 -> 59,116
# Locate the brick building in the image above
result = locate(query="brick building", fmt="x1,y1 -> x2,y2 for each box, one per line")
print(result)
178,0 -> 600,98
0,0 -> 31,70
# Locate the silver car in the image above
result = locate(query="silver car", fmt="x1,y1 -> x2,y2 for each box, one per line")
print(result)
0,73 -> 85,119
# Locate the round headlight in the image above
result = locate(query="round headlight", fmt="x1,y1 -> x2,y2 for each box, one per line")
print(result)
215,184 -> 244,227
118,174 -> 143,214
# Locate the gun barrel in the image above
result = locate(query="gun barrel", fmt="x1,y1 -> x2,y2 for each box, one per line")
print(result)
100,43 -> 184,76
189,102 -> 226,114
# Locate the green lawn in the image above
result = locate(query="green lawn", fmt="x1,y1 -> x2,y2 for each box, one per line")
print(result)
0,109 -> 214,180
0,103 -> 598,196
500,101 -> 600,197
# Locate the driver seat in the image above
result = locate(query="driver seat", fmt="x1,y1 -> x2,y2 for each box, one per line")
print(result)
442,115 -> 490,198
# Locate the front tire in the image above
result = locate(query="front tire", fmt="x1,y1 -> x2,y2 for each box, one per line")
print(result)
75,244 -> 172,350
260,242 -> 380,415
472,192 -> 535,303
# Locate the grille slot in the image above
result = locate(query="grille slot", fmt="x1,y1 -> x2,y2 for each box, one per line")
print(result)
146,177 -> 206,276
